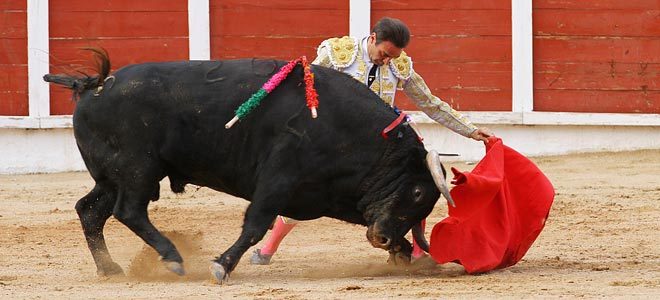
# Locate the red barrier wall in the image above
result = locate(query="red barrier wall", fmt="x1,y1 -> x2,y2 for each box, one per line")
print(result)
372,0 -> 513,111
48,0 -> 189,115
2,1 -> 658,117
210,0 -> 349,60
0,0 -> 28,116
533,0 -> 659,113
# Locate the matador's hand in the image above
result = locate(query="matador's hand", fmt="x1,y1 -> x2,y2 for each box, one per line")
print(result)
469,127 -> 493,142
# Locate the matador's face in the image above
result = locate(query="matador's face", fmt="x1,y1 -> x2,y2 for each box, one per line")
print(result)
367,33 -> 403,66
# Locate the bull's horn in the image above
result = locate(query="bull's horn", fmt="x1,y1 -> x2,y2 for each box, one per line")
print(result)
426,150 -> 456,207
412,222 -> 430,253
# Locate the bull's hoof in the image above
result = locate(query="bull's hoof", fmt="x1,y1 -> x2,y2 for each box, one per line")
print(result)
163,261 -> 186,276
249,249 -> 272,265
210,262 -> 228,284
97,262 -> 125,277
387,252 -> 412,266
411,252 -> 429,264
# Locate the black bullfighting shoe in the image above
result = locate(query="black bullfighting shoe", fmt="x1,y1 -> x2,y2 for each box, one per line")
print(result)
250,249 -> 273,265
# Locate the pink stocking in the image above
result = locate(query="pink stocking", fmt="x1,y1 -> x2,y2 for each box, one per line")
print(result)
260,217 -> 297,256
412,219 -> 427,259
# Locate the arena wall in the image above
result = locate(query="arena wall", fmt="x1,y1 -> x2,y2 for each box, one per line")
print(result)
0,0 -> 28,116
1,0 -> 658,174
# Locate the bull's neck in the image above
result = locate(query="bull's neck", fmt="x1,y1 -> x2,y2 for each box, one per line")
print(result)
355,137 -> 407,215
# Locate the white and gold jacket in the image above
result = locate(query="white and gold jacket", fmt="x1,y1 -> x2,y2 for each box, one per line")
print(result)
312,36 -> 477,137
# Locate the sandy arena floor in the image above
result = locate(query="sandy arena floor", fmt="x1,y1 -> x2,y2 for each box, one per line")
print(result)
1,150 -> 658,299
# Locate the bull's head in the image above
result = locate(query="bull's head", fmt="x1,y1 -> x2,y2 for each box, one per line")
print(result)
363,149 -> 454,264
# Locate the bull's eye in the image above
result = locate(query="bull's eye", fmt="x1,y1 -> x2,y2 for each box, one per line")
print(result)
413,187 -> 423,199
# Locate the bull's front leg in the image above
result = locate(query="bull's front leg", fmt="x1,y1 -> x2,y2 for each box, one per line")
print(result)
210,201 -> 281,284
210,136 -> 300,284
210,166 -> 297,283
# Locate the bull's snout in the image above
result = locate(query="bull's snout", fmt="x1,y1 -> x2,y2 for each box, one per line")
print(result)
374,235 -> 391,249
366,225 -> 392,249
366,224 -> 415,265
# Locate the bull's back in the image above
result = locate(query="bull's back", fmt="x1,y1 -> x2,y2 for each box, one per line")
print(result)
72,58 -> 407,201
75,59 -> 287,144
72,59 -> 307,193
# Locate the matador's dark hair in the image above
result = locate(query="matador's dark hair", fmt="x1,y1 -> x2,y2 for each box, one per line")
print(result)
371,17 -> 411,48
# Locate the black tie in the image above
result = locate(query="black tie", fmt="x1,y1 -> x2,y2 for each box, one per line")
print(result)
367,64 -> 378,88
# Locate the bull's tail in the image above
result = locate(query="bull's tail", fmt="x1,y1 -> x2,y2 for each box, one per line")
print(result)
43,47 -> 111,100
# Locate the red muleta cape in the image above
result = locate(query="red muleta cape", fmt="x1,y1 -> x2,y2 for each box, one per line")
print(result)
429,137 -> 554,274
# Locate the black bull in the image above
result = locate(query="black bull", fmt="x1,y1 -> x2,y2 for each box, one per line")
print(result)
44,50 -> 454,283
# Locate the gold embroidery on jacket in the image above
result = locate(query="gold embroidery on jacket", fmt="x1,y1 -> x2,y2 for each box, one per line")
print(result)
355,42 -> 367,84
312,52 -> 332,67
380,64 -> 389,79
326,36 -> 358,68
389,51 -> 412,80
370,80 -> 380,95
382,81 -> 395,94
381,95 -> 394,106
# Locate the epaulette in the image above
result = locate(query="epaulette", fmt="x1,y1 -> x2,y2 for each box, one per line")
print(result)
322,36 -> 359,69
389,51 -> 413,80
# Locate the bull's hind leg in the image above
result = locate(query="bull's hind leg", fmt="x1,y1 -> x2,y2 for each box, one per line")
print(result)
112,179 -> 185,276
75,183 -> 123,276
